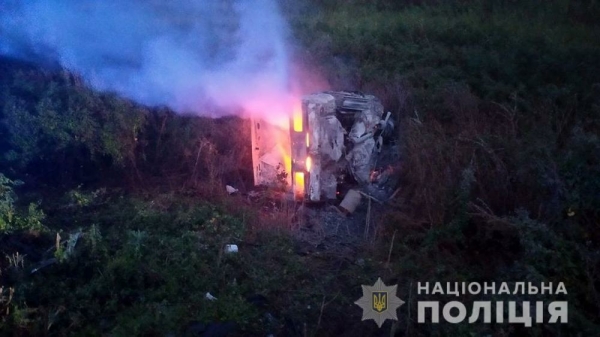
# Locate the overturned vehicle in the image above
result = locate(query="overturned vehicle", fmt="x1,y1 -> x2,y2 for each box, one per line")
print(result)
251,91 -> 396,203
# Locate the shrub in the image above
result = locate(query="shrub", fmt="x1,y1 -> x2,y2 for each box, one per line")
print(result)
0,173 -> 46,234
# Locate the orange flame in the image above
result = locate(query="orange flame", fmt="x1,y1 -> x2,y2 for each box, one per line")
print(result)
292,104 -> 303,132
294,172 -> 305,196
275,139 -> 291,182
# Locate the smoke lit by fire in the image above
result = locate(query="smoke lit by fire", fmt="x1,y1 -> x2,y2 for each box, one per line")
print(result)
1,0 -> 329,193
0,0 -> 312,120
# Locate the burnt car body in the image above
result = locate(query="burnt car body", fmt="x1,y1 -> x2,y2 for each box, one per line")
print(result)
251,91 -> 395,202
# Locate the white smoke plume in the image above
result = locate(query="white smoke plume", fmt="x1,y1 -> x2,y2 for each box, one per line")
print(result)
0,0 -> 295,118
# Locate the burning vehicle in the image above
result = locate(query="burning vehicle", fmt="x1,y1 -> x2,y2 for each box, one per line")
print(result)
251,91 -> 396,203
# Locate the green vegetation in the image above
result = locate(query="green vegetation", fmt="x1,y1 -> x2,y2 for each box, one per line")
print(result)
0,174 -> 46,234
285,0 -> 600,335
0,191 -> 382,336
1,0 -> 599,335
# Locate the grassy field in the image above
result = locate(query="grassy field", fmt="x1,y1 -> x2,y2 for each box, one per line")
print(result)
1,0 -> 599,336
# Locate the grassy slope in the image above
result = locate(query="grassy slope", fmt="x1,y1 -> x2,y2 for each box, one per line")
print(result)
1,0 -> 600,336
286,0 -> 600,335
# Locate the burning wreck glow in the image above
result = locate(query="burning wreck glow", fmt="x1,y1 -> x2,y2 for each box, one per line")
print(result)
247,64 -> 329,197
248,85 -> 326,196
275,133 -> 292,181
294,172 -> 305,196
249,95 -> 299,190
292,104 -> 303,132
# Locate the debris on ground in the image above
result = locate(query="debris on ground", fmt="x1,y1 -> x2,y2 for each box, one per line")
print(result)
205,292 -> 218,301
225,185 -> 238,194
223,244 -> 238,254
339,189 -> 362,214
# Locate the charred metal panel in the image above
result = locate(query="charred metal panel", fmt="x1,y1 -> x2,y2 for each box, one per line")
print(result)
251,118 -> 290,188
304,93 -> 337,201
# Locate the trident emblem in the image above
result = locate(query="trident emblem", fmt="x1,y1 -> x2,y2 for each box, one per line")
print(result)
372,292 -> 387,313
